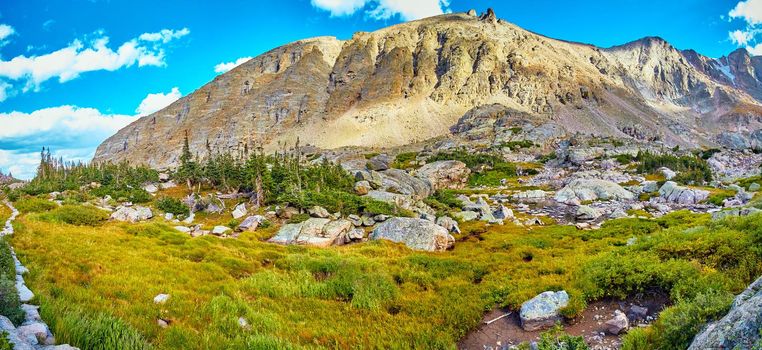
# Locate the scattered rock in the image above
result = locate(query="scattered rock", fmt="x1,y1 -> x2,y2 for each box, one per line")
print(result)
554,179 -> 634,205
415,160 -> 470,190
436,216 -> 461,234
575,205 -> 602,222
354,181 -> 371,195
153,294 -> 170,304
370,217 -> 455,251
520,291 -> 569,331
604,310 -> 629,335
366,154 -> 392,171
308,206 -> 330,218
143,183 -> 159,194
231,203 -> 247,219
212,226 -> 231,236
237,215 -> 265,232
454,211 -> 479,222
658,181 -> 709,205
628,305 -> 648,322
17,322 -> 47,345
110,206 -> 154,223
658,167 -> 677,180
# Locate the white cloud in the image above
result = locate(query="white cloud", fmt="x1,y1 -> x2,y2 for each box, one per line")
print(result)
0,106 -> 137,179
730,0 -> 762,25
0,28 -> 189,100
311,0 -> 367,17
135,87 -> 182,116
0,24 -> 13,41
0,24 -> 14,47
213,56 -> 252,74
748,43 -> 762,55
728,0 -> 762,55
311,0 -> 449,21
138,28 -> 190,43
730,29 -> 754,45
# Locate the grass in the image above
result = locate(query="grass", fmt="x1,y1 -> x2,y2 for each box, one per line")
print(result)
8,199 -> 762,349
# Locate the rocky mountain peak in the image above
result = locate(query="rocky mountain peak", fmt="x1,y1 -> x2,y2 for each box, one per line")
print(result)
94,12 -> 762,169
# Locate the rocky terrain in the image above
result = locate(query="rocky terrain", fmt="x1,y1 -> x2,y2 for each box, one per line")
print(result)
94,9 -> 762,169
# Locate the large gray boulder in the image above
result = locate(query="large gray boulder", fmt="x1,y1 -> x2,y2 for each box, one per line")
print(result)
110,206 -> 153,222
377,169 -> 433,200
370,218 -> 455,252
658,181 -> 709,205
268,218 -> 350,247
689,276 -> 762,349
415,161 -> 470,190
554,179 -> 634,204
520,291 -> 569,331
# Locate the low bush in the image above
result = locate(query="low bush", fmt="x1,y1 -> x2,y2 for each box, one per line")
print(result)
155,197 -> 188,215
0,239 -> 23,325
14,197 -> 57,213
392,152 -> 419,169
518,325 -> 588,350
39,205 -> 109,226
636,151 -> 712,185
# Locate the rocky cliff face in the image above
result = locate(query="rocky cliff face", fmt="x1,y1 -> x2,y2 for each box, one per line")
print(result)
94,9 -> 762,169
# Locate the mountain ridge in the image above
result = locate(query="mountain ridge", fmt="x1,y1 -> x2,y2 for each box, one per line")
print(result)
94,9 -> 762,169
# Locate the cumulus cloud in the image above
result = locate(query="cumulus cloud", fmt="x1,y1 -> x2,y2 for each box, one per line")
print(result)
728,0 -> 762,55
311,0 -> 449,21
0,24 -> 14,47
138,28 -> 190,43
135,87 -> 182,116
213,56 -> 252,74
0,106 -> 136,179
0,28 -> 189,101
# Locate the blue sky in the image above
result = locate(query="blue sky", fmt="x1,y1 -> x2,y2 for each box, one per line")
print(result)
0,0 -> 760,179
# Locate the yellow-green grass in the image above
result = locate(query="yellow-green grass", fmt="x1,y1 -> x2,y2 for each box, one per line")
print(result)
7,209 -> 736,349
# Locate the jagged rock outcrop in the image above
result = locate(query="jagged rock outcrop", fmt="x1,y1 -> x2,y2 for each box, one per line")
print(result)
689,276 -> 762,349
94,11 -> 762,168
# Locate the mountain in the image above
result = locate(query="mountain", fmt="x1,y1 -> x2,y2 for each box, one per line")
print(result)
93,9 -> 762,169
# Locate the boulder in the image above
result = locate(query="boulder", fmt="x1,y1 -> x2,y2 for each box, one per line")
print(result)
512,190 -> 548,202
415,161 -> 470,190
237,215 -> 264,232
749,183 -> 761,192
641,180 -> 659,193
174,226 -> 191,233
712,207 -> 762,220
554,179 -> 634,205
466,9 -> 477,16
370,218 -> 455,252
276,206 -> 300,219
454,211 -> 479,222
355,170 -> 383,188
354,181 -> 371,195
0,315 -> 34,350
366,154 -> 392,171
377,169 -> 433,199
628,305 -> 648,322
142,183 -> 159,194
269,219 -> 349,247
347,228 -> 365,241
153,293 -> 170,304
17,322 -> 48,344
519,291 -> 569,331
604,310 -> 629,335
110,206 -> 154,222
231,203 -> 247,219
689,276 -> 762,349
16,278 -> 34,303
658,181 -> 709,205
575,205 -> 601,222
212,226 -> 231,235
436,216 -> 461,234
493,205 -> 514,220
364,190 -> 413,210
308,206 -> 330,218
21,304 -> 41,323
658,167 -> 677,180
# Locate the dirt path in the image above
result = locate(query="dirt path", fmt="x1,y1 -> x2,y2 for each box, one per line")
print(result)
458,297 -> 667,350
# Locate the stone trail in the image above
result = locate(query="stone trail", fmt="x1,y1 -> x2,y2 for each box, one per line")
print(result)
0,200 -> 79,350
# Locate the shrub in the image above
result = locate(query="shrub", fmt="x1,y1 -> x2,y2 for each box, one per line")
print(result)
621,328 -> 650,350
39,205 -> 109,226
521,325 -> 589,350
468,163 -> 518,187
155,196 -> 188,215
648,290 -> 733,349
14,197 -> 57,213
636,151 -> 712,185
392,152 -> 419,169
0,239 -> 23,325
